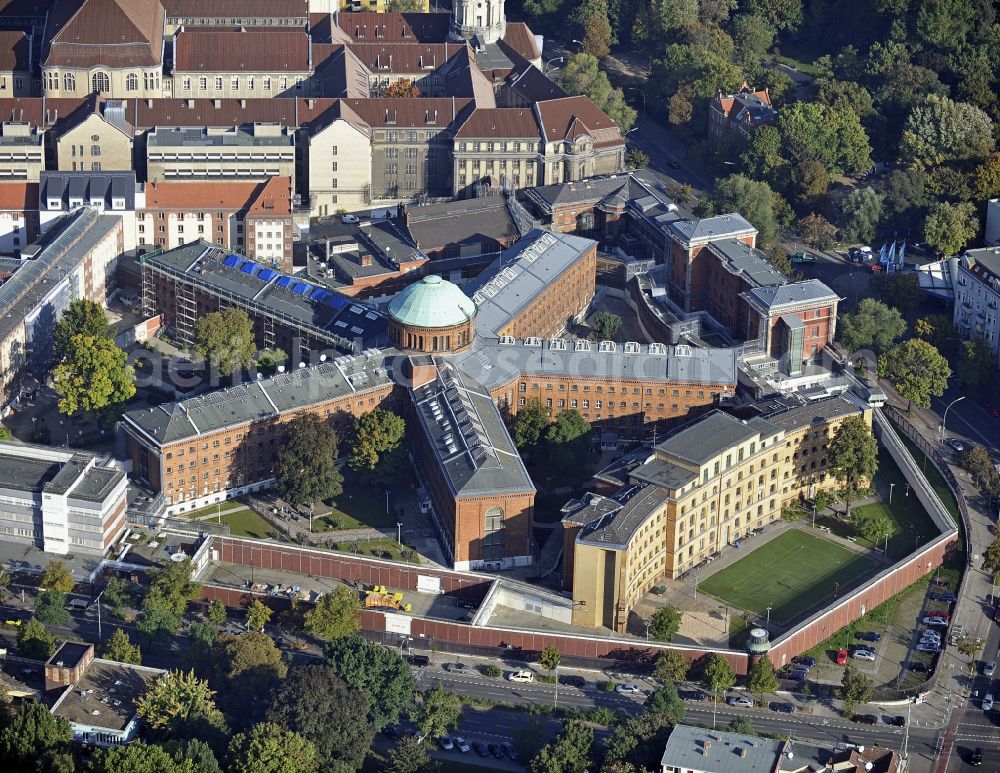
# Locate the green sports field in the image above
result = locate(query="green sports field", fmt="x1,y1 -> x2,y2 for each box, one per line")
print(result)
698,528 -> 879,625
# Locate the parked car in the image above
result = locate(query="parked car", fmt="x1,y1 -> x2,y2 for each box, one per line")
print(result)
909,661 -> 931,673
791,666 -> 811,676
854,714 -> 878,725
930,592 -> 958,602
794,655 -> 816,667
853,649 -> 877,662
970,747 -> 984,766
849,246 -> 873,262
945,438 -> 965,452
559,674 -> 586,688
489,743 -> 504,760
406,654 -> 429,666
887,715 -> 906,727
453,737 -> 471,753
728,695 -> 754,708
472,741 -> 490,758
790,251 -> 816,264
770,702 -> 795,713
667,160 -> 681,169
836,649 -> 849,665
917,642 -> 941,653
856,631 -> 881,642
502,742 -> 518,762
438,736 -> 454,751
679,689 -> 707,701
616,683 -> 641,694
923,617 -> 949,627
785,672 -> 806,683
984,660 -> 996,677
445,663 -> 467,673
506,670 -> 534,683
341,214 -> 360,224
983,693 -> 994,712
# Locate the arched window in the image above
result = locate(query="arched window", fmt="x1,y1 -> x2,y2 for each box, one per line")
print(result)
63,72 -> 75,92
484,507 -> 503,562
126,73 -> 138,91
92,72 -> 109,93
91,145 -> 101,156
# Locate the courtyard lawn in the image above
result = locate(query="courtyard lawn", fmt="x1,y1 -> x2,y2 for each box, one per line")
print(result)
219,508 -> 275,539
331,538 -> 417,563
699,528 -> 879,626
180,499 -> 246,520
318,474 -> 396,531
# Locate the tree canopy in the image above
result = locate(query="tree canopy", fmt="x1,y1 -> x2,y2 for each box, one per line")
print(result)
827,415 -> 878,519
348,408 -> 406,485
648,605 -> 682,641
411,683 -> 461,740
17,616 -> 55,660
135,669 -> 227,740
701,654 -> 736,694
52,299 -> 112,367
194,308 -> 257,374
0,700 -> 75,772
101,628 -> 142,665
227,723 -> 319,773
714,175 -> 780,245
52,334 -> 135,418
325,635 -> 417,730
747,656 -> 779,700
40,560 -> 75,593
878,339 -> 951,409
558,53 -> 636,131
956,339 -> 996,397
274,414 -> 343,508
529,719 -> 594,773
837,298 -> 906,355
304,585 -> 361,641
923,201 -> 979,256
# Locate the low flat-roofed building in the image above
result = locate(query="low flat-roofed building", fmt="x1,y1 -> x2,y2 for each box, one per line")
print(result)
145,124 -> 296,185
401,196 -> 520,269
162,0 -> 309,36
0,442 -> 127,556
47,641 -> 166,748
524,173 -> 650,238
659,724 -> 786,773
0,120 -> 43,181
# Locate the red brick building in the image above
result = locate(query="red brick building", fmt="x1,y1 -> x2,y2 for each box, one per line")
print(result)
708,83 -> 777,142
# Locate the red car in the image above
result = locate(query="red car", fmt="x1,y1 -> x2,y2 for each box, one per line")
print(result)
836,649 -> 848,665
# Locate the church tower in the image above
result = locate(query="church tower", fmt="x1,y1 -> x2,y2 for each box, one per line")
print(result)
450,0 -> 506,44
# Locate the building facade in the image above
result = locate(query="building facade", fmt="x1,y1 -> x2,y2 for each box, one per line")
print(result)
145,124 -> 296,184
954,247 -> 1000,363
708,83 -> 777,142
0,120 -> 44,181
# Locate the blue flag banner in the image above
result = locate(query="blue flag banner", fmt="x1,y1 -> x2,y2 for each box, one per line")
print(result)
897,241 -> 905,267
879,242 -> 888,265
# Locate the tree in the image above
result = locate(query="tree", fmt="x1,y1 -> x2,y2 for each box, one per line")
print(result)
91,743 -> 194,773
384,736 -> 429,773
962,445 -> 995,486
385,0 -> 425,9
625,147 -> 649,170
972,153 -> 1000,200
839,666 -> 874,717
53,333 -> 135,418
164,739 -> 222,773
957,339 -> 996,396
746,0 -> 801,30
747,656 -> 779,702
412,683 -> 460,740
245,599 -> 272,632
135,670 -> 227,737
837,298 -> 907,354
714,175 -> 778,245
268,664 -> 374,771
540,644 -> 561,677
701,654 -> 736,695
955,635 -> 984,663
558,53 -> 636,131
983,535 -> 1000,574
667,84 -> 694,126
325,635 -> 417,730
914,315 -> 960,359
796,213 -> 837,249
41,560 -> 76,593
385,78 -> 420,98
924,201 -> 978,256
870,272 -> 924,316
767,248 -> 793,277
529,719 -> 593,773
217,633 -> 287,721
653,651 -> 689,683
789,159 -> 830,206
0,700 -> 74,772
730,13 -> 774,69
513,398 -> 550,450
349,408 -> 406,481
227,723 -> 318,773
102,628 -> 142,664
138,559 -> 202,641
581,13 -> 612,58
52,298 -> 111,366
900,95 -> 995,170
208,599 -> 227,627
544,409 -> 591,471
102,577 -> 136,619
838,187 -> 883,244
35,590 -> 71,627
17,617 -> 55,660
275,414 -> 343,509
850,510 -> 893,545
592,311 -> 622,340
137,592 -> 183,642
728,716 -> 756,735
775,102 -> 872,176
816,79 -> 874,118
827,415 -> 879,519
194,307 -> 256,375
304,585 -> 360,641
878,339 -> 951,410
648,605 -> 681,641
644,682 -> 685,724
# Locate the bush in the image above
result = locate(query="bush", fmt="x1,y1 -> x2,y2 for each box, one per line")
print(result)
480,664 -> 502,678
599,680 -> 616,692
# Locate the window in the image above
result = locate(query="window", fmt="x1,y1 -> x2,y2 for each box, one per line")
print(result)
331,161 -> 338,171
92,72 -> 110,93
231,76 -> 239,90
279,76 -> 287,90
182,76 -> 191,91
247,76 -> 255,90
263,76 -> 271,91
91,162 -> 101,171
91,145 -> 101,156
331,146 -> 338,155
199,76 -> 207,90
484,507 -> 504,562
126,73 -> 138,91
215,76 -> 223,90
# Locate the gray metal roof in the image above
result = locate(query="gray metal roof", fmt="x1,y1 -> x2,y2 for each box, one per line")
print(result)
40,171 -> 137,212
575,483 -> 669,547
666,213 -> 756,245
659,724 -> 785,773
653,410 -> 773,466
756,394 -> 864,432
121,350 -> 399,446
629,458 -> 697,490
466,228 -> 596,337
0,444 -> 124,502
403,196 -> 518,252
452,338 -> 738,393
743,278 -> 838,313
0,208 -> 120,344
524,173 -> 647,211
707,238 -> 785,289
410,359 -> 534,498
146,125 -> 294,147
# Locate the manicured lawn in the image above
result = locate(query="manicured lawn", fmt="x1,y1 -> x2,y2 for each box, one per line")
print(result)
331,538 -> 417,563
317,474 -> 396,531
699,529 -> 879,625
220,508 -> 275,539
180,500 -> 246,520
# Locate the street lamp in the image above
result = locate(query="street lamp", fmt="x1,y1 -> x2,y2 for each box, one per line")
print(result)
544,56 -> 563,74
396,522 -> 403,546
765,606 -> 772,632
888,482 -> 895,504
811,503 -> 817,529
95,588 -> 107,640
939,395 -> 966,444
644,619 -> 651,640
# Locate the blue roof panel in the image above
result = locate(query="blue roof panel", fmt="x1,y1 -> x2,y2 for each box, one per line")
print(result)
292,282 -> 312,296
327,294 -> 348,311
257,268 -> 278,282
275,276 -> 293,288
240,262 -> 260,275
311,289 -> 333,302
222,255 -> 242,268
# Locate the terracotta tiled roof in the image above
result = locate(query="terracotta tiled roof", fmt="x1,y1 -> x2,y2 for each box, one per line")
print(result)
163,0 -> 308,18
345,42 -> 464,74
536,95 -> 621,141
143,180 -> 261,210
345,97 -> 471,129
246,176 -> 292,217
44,0 -> 165,68
0,181 -> 37,210
335,12 -> 450,43
0,31 -> 30,72
174,29 -> 310,72
0,96 -> 95,130
454,107 -> 539,139
314,44 -> 371,99
501,23 -> 540,62
129,97 -> 304,128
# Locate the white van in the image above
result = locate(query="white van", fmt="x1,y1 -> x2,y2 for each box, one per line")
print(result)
506,670 -> 534,683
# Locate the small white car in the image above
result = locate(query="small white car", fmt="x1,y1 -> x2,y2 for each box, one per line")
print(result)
506,670 -> 534,683
341,214 -> 360,224
983,693 -> 994,712
916,642 -> 940,653
727,695 -> 754,708
453,737 -> 471,753
853,650 -> 876,662
922,617 -> 949,627
616,683 -> 641,694
985,661 -> 997,678
438,736 -> 453,751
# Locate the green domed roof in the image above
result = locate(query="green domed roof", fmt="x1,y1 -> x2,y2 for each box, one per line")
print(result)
388,275 -> 476,328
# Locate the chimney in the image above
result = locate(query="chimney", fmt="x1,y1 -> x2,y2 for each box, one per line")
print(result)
359,253 -> 372,267
186,99 -> 194,108
239,99 -> 246,108
213,99 -> 221,108
325,239 -> 330,261
738,748 -> 748,758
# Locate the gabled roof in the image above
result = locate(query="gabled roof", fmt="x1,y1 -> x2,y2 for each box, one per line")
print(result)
334,11 -> 451,44
743,278 -> 839,313
535,95 -> 621,142
454,107 -> 539,139
442,45 -> 496,107
0,31 -> 30,72
0,181 -> 37,210
142,180 -> 262,210
667,213 -> 756,246
174,29 -> 310,72
314,43 -> 372,99
345,41 -> 464,75
506,63 -> 568,104
501,22 -> 540,62
163,0 -> 308,19
345,97 -> 471,129
44,0 -> 165,68
246,175 -> 292,217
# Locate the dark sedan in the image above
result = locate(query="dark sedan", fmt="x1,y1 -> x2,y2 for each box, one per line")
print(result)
770,702 -> 795,713
855,631 -> 881,642
558,674 -> 586,688
472,741 -> 490,758
854,714 -> 878,725
794,656 -> 816,667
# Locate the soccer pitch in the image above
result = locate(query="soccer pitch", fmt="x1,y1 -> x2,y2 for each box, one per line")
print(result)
697,528 -> 879,625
